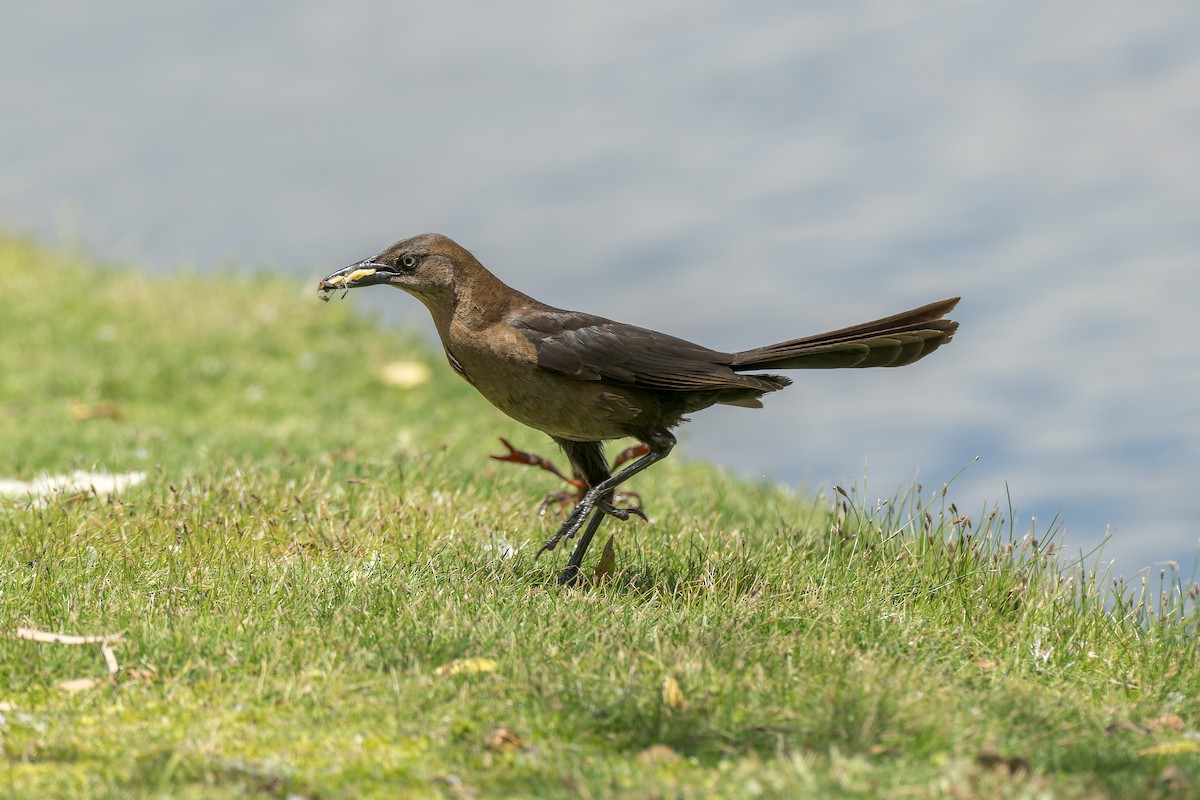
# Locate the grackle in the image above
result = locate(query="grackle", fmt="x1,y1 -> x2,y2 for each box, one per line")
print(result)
319,233 -> 959,584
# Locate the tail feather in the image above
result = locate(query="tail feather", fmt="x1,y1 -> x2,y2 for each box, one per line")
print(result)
730,297 -> 960,371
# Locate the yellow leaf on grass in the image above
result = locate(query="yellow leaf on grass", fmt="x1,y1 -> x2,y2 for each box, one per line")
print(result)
637,744 -> 681,765
1140,740 -> 1200,757
661,675 -> 687,709
486,726 -> 523,753
69,402 -> 122,421
56,678 -> 100,692
1151,714 -> 1186,732
435,657 -> 498,677
379,361 -> 432,389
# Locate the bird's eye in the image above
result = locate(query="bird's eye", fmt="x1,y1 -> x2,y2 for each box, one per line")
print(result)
399,254 -> 419,269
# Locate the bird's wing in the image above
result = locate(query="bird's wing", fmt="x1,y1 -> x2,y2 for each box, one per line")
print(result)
512,308 -> 782,393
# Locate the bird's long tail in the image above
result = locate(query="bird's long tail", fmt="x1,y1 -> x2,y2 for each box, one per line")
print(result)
730,297 -> 960,370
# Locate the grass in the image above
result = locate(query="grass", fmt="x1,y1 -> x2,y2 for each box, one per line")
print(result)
1,232 -> 1197,798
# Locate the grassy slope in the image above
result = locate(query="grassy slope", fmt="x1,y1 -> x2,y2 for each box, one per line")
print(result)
0,235 -> 1197,799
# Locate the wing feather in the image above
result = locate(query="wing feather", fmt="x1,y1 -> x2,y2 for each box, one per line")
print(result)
513,309 -> 784,394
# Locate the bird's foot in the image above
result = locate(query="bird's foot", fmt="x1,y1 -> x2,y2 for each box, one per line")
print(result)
557,563 -> 584,586
491,438 -> 646,516
535,492 -> 595,557
491,437 -> 576,484
536,489 -> 584,516
535,488 -> 646,559
538,488 -> 643,517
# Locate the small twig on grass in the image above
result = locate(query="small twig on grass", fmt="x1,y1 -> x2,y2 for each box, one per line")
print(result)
14,626 -> 125,680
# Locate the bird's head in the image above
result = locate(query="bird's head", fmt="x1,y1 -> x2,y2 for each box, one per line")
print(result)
318,233 -> 477,306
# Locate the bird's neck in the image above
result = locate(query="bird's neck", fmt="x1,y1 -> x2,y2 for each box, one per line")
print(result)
424,266 -> 534,341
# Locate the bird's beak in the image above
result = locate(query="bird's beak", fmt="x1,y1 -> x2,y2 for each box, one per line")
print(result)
316,258 -> 396,300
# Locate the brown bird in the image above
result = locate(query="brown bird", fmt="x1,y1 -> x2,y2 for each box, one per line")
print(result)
319,233 -> 959,584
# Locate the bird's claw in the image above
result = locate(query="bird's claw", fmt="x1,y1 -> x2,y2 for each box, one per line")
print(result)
491,437 -> 575,484
535,503 -> 590,557
536,489 -> 584,516
535,487 -> 647,559
597,499 -> 648,522
538,487 -> 643,517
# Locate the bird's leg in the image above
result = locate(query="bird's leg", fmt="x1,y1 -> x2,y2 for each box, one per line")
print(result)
592,443 -> 651,514
538,432 -> 676,583
611,443 -> 651,470
556,490 -> 614,586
